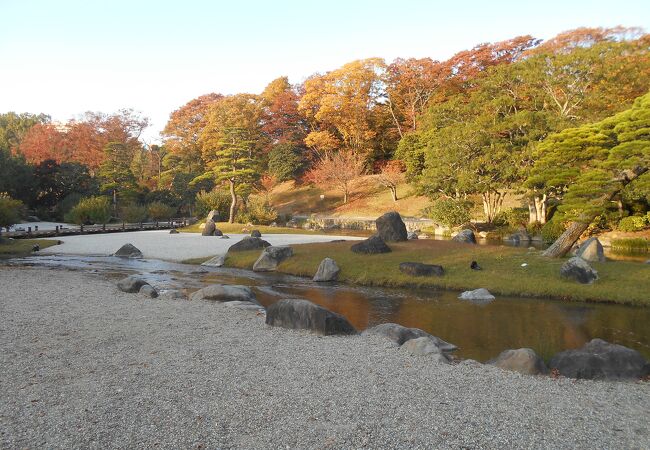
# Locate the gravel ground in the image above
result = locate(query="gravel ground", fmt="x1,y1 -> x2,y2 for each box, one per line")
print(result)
40,230 -> 363,262
1,267 -> 649,449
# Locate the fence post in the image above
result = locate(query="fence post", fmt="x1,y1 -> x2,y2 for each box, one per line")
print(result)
102,223 -> 106,231
80,224 -> 84,233
122,221 -> 125,231
55,226 -> 59,236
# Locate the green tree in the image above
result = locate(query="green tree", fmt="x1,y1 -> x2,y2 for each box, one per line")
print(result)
64,196 -> 111,225
0,112 -> 49,151
0,195 -> 25,238
268,143 -> 304,181
0,148 -> 36,205
539,92 -> 650,257
98,142 -> 138,209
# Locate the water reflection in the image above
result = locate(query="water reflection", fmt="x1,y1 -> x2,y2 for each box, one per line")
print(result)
7,254 -> 650,362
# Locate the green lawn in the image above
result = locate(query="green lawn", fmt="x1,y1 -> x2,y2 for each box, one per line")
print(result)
214,240 -> 650,306
0,239 -> 59,257
179,221 -> 371,237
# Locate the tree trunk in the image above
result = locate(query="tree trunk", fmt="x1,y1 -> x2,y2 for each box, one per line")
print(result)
528,201 -> 536,224
390,186 -> 397,202
343,190 -> 348,204
541,221 -> 589,258
482,191 -> 505,223
228,179 -> 237,223
528,194 -> 548,224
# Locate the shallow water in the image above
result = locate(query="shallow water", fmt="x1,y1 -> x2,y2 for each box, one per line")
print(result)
7,254 -> 650,362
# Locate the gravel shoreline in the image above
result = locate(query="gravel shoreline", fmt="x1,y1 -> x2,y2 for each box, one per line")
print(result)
1,267 -> 649,449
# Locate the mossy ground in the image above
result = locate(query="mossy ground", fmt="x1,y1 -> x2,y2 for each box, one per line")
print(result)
205,240 -> 650,306
0,239 -> 59,257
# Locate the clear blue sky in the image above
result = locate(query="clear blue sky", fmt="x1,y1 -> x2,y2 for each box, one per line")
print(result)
1,0 -> 649,141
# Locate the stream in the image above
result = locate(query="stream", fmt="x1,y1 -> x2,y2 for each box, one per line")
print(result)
7,253 -> 650,362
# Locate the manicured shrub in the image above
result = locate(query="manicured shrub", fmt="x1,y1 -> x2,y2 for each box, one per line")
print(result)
0,194 -> 25,233
541,218 -> 566,243
195,190 -> 231,220
120,204 -> 147,223
423,198 -> 473,229
64,196 -> 111,225
236,197 -> 278,225
493,207 -> 529,229
147,201 -> 177,220
617,215 -> 648,232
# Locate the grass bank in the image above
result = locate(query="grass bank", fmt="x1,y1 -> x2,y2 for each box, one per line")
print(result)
0,239 -> 59,258
212,240 -> 650,306
180,221 -> 371,237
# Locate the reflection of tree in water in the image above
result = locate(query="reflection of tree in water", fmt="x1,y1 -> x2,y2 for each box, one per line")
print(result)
555,304 -> 594,326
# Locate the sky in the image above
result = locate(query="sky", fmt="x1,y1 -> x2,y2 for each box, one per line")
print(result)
1,0 -> 649,142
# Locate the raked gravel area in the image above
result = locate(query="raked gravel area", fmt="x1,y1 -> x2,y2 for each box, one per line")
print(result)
1,267 -> 649,449
40,230 -> 363,262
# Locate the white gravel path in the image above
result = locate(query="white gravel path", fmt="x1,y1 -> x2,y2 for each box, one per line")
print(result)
1,267 -> 649,449
41,230 -> 363,261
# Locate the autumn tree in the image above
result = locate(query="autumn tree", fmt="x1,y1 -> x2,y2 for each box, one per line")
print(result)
0,112 -> 49,151
376,160 -> 406,201
261,77 -> 308,147
17,123 -> 67,164
199,94 -> 265,222
306,151 -> 365,204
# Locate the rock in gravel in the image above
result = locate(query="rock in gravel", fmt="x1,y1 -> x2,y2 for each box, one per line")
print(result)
114,243 -> 143,258
575,237 -> 605,263
549,338 -> 650,381
214,228 -> 223,237
363,323 -> 457,352
159,289 -> 186,300
265,299 -> 357,335
398,262 -> 444,277
117,276 -> 150,293
407,231 -> 418,240
488,348 -> 548,375
189,284 -> 260,306
202,220 -> 216,236
201,255 -> 225,267
375,211 -> 408,242
253,246 -> 294,272
560,257 -> 598,284
228,236 -> 271,252
401,337 -> 450,363
458,288 -> 495,301
313,257 -> 340,282
139,284 -> 158,298
222,300 -> 265,312
251,230 -> 262,238
452,229 -> 476,244
350,234 -> 391,254
169,228 -> 179,234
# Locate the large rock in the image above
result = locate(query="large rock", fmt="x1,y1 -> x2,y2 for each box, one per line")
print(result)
350,235 -> 391,254
117,276 -> 150,293
228,236 -> 271,252
252,246 -> 293,272
201,255 -> 225,267
362,323 -> 457,352
139,285 -> 159,298
560,257 -> 598,284
505,229 -> 531,245
575,237 -> 606,263
265,299 -> 357,335
189,284 -> 259,305
452,229 -> 476,244
400,337 -> 450,363
202,220 -> 216,236
458,288 -> 495,301
549,338 -> 650,381
488,348 -> 548,375
375,211 -> 408,242
313,258 -> 340,282
399,262 -> 444,277
114,243 -> 143,258
206,210 -> 219,223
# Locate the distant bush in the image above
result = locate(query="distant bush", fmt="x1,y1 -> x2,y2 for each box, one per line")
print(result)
64,196 -> 111,225
236,197 -> 278,225
611,238 -> 649,252
195,190 -> 231,220
0,194 -> 25,232
268,144 -> 305,182
541,218 -> 566,243
617,215 -> 648,232
493,207 -> 529,229
147,202 -> 177,220
423,198 -> 472,229
120,203 -> 147,223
